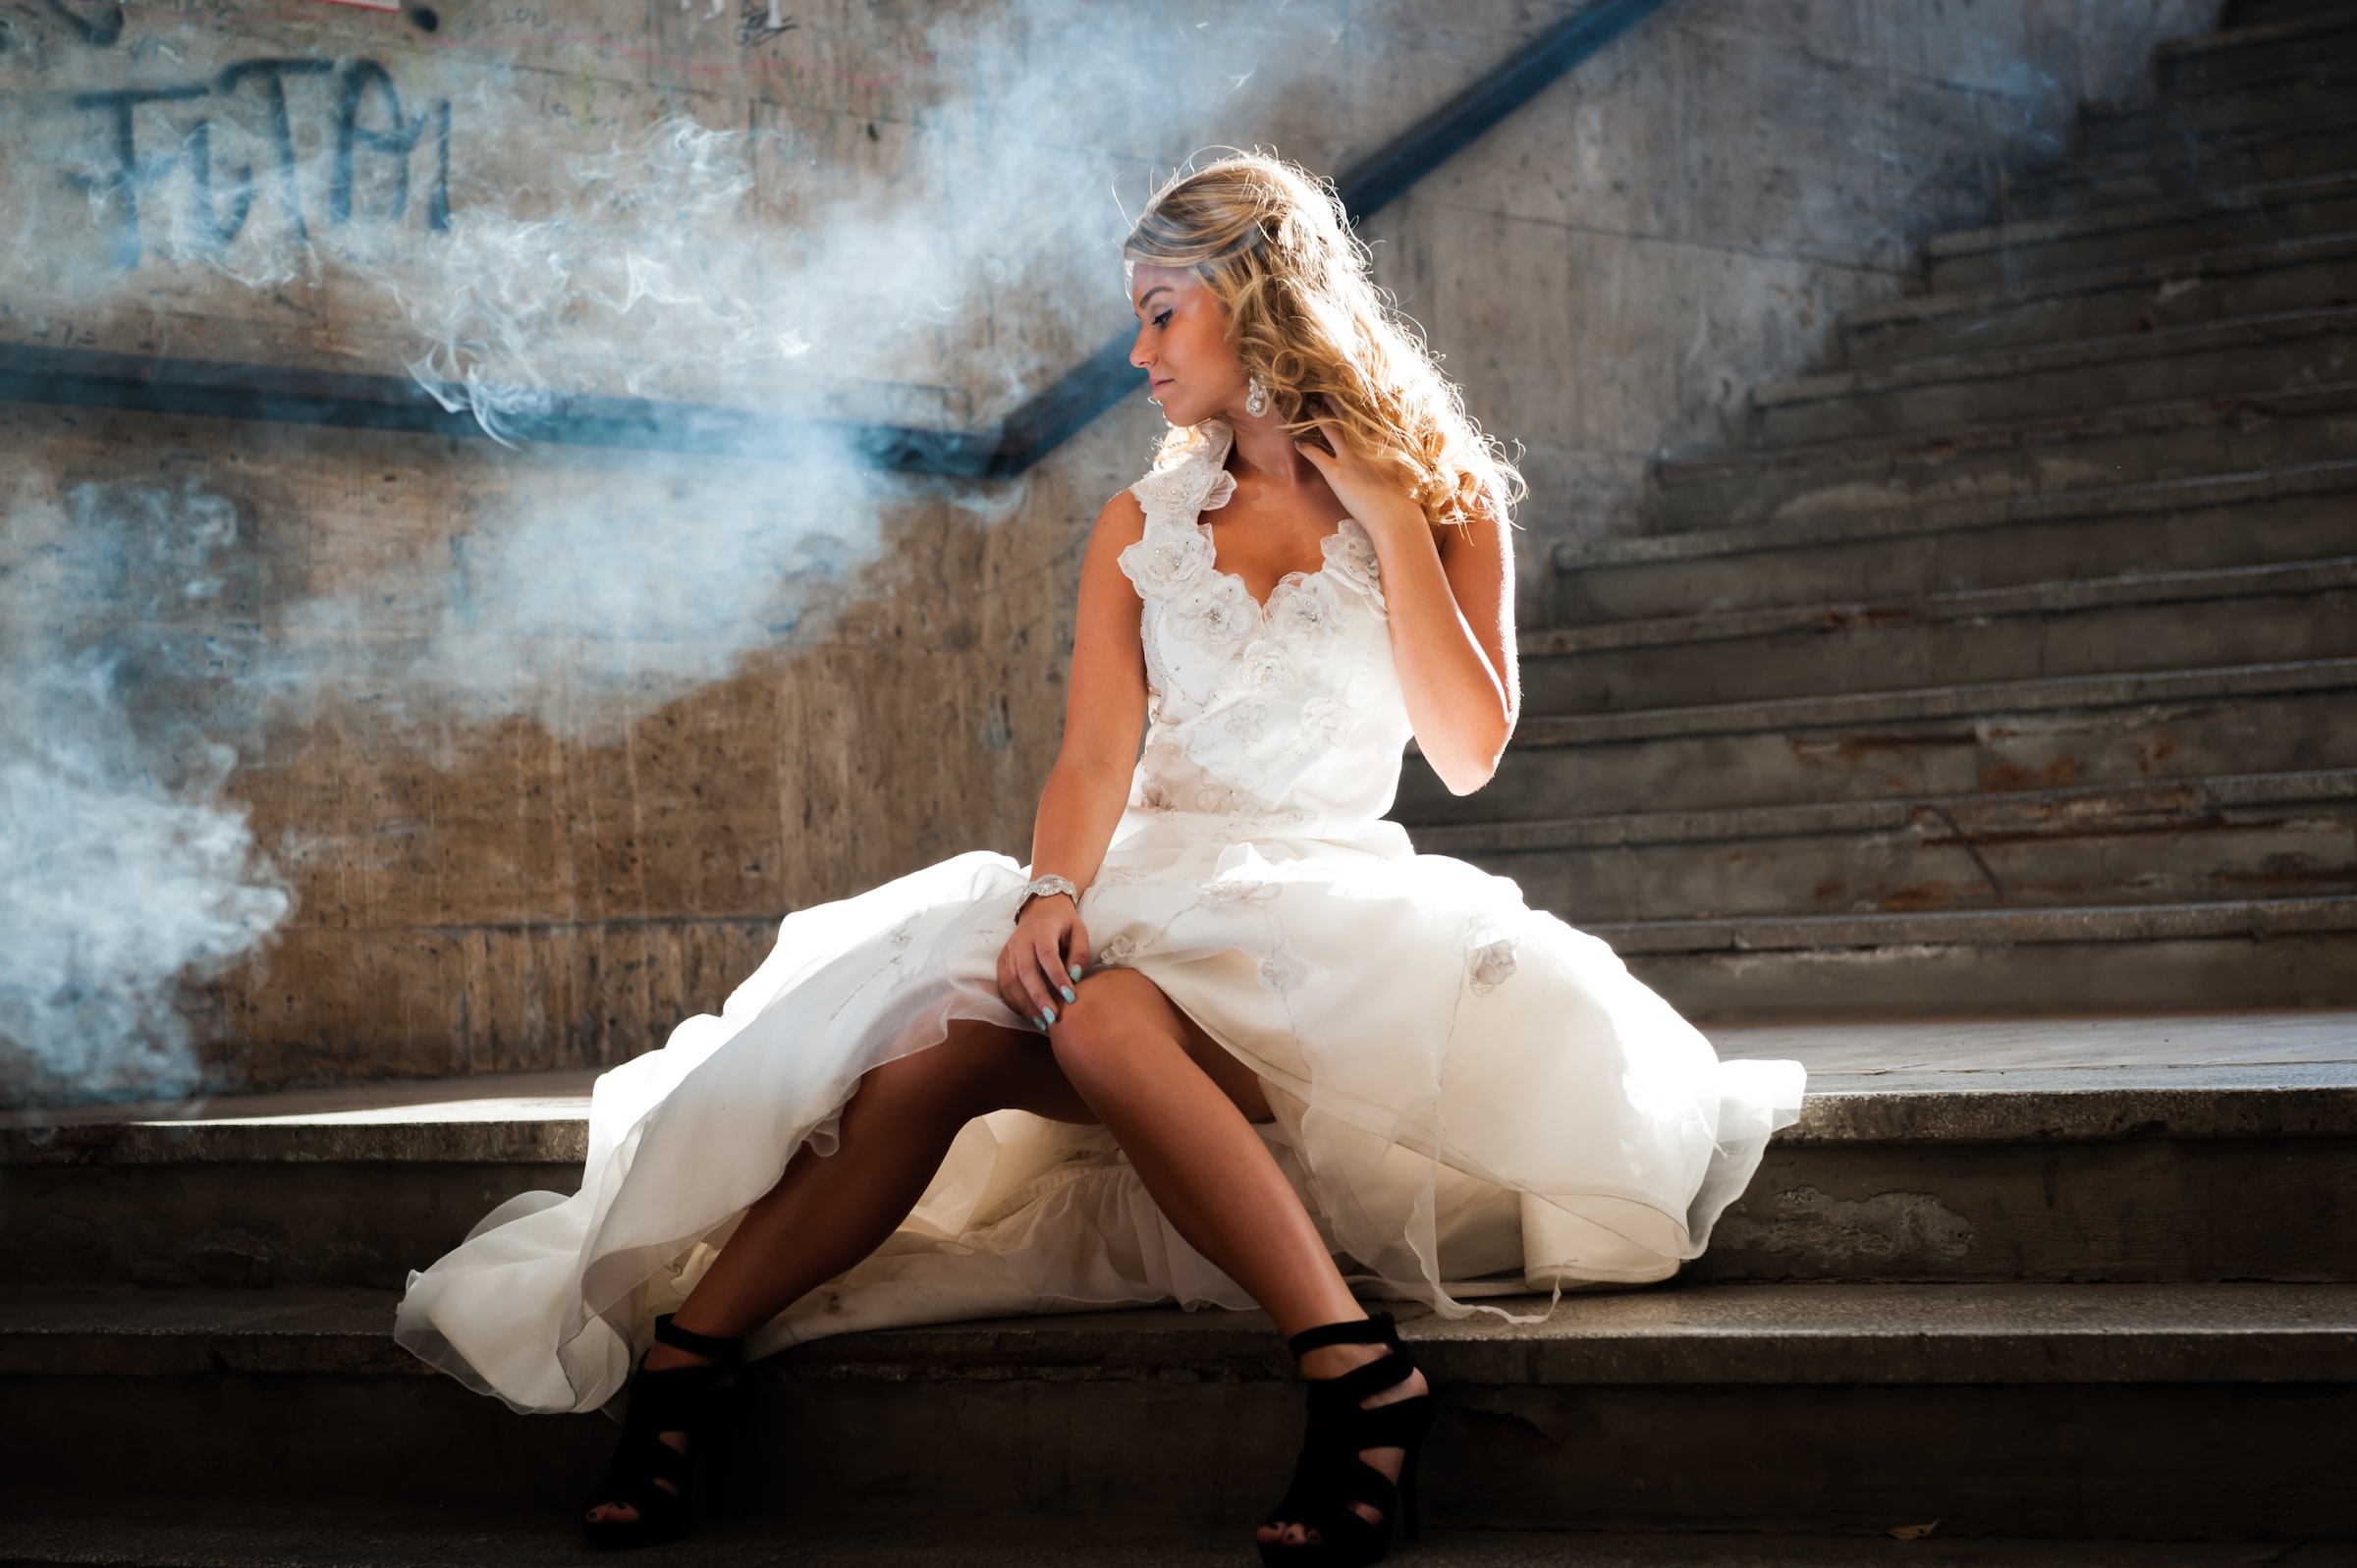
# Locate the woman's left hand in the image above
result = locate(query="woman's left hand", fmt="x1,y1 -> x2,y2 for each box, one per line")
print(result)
1291,418 -> 1425,545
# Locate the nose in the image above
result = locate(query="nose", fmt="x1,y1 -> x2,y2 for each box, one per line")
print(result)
1129,320 -> 1154,370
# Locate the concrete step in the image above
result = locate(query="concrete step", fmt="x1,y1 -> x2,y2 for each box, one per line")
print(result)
2157,7 -> 2357,95
12,1020 -> 2357,1300
2081,58 -> 2357,159
1562,460 -> 2357,626
1842,228 -> 2357,369
1617,898 -> 2357,1016
6,1278 -> 2354,1535
1647,377 -> 2357,535
1523,558 -> 2357,713
1750,303 -> 2357,449
0,1084 -> 592,1291
2228,0 -> 2357,29
1922,171 -> 2357,297
0,1506 -> 2334,1568
0,1501 -> 1590,1568
1423,768 -> 2357,922
40,1515 -> 2331,1568
2003,111 -> 2357,223
1402,657 -> 2357,822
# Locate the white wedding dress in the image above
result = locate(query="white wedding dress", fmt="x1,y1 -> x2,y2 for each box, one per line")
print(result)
396,421 -> 1805,1416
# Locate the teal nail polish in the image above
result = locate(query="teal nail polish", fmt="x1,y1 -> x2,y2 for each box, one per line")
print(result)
1042,1004 -> 1057,1024
1033,1017 -> 1047,1033
1069,963 -> 1083,982
1061,986 -> 1076,1004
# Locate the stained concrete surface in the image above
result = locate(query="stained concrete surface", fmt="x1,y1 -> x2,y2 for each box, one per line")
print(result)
9,1016 -> 2353,1293
1,1501 -> 2348,1568
1719,1012 -> 2357,1082
0,0 -> 2228,1105
11,1012 -> 2353,1131
11,1280 -> 2356,1385
0,1069 -> 602,1131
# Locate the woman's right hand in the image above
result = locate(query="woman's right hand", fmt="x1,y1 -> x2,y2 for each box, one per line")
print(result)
998,893 -> 1090,1031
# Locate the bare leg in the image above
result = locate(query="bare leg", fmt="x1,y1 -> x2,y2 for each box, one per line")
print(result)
586,1019 -> 1092,1526
1045,971 -> 1428,1547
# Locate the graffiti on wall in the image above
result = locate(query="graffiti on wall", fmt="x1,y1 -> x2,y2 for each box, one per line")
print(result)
65,57 -> 453,267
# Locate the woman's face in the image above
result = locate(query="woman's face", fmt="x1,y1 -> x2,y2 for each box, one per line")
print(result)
1127,263 -> 1248,428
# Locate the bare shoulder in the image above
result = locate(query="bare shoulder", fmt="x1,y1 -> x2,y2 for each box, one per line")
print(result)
1095,488 -> 1147,545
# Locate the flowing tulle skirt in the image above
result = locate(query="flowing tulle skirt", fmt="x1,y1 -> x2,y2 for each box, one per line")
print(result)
395,814 -> 1804,1415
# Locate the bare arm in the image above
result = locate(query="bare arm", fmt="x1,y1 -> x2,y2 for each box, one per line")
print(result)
1293,429 -> 1518,794
996,491 -> 1151,1027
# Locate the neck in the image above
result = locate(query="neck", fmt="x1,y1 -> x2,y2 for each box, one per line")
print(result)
1223,409 -> 1321,487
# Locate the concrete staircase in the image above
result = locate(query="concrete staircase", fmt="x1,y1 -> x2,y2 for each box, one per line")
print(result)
8,5 -> 2357,1560
1397,0 -> 2357,1019
5,1016 -> 2356,1547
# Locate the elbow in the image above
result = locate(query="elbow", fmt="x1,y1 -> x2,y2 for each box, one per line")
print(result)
1431,727 -> 1510,797
1438,768 -> 1492,798
1415,695 -> 1515,796
1437,757 -> 1500,796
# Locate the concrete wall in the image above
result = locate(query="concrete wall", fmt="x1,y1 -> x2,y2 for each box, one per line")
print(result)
0,0 -> 2225,1102
1360,0 -> 2224,610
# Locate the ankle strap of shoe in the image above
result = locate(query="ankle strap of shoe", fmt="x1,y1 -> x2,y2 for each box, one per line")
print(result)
653,1313 -> 743,1363
1287,1311 -> 1398,1360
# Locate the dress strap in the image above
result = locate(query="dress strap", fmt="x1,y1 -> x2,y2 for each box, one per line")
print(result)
1126,420 -> 1237,520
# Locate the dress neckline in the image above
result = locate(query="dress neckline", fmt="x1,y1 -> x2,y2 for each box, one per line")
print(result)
1191,429 -> 1348,617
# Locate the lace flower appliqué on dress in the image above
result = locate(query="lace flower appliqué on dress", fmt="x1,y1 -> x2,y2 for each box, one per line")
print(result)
1468,934 -> 1520,996
1123,525 -> 1214,601
1299,696 -> 1350,751
1266,572 -> 1343,650
1320,520 -> 1387,617
1168,579 -> 1262,652
1130,455 -> 1237,522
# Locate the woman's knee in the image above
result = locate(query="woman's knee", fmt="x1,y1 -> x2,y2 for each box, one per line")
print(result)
1047,971 -> 1177,1087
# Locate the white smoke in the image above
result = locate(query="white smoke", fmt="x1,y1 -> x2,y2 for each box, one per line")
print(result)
0,0 -> 1371,1101
0,480 -> 291,1103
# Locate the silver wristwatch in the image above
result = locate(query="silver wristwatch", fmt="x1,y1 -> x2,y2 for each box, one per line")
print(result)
1017,873 -> 1078,914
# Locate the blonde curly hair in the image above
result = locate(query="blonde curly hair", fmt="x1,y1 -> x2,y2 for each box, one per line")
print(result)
1123,151 -> 1523,532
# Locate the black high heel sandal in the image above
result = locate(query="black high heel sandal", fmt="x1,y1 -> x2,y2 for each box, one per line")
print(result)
580,1313 -> 743,1551
1259,1312 -> 1435,1567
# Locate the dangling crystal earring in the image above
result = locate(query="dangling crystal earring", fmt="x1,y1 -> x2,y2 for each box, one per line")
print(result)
1244,376 -> 1271,418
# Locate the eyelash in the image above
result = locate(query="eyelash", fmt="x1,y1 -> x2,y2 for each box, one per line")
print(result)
1153,310 -> 1172,328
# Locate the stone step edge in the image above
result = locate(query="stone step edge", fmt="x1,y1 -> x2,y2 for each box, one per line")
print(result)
0,1114 -> 593,1168
1922,166 -> 2357,263
2090,51 -> 2355,123
19,1055 -> 2357,1169
1652,372 -> 2357,495
1518,555 -> 2357,659
6,1282 -> 2355,1387
2006,107 -> 2357,201
1509,655 -> 2357,750
1591,894 -> 2357,955
1753,302 -> 2357,413
1555,457 -> 2357,577
1409,766 -> 2357,856
1842,226 -> 2357,343
2158,4 -> 2357,63
8,1506 -> 2182,1568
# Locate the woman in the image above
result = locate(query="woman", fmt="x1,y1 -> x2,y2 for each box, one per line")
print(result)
397,153 -> 1804,1564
